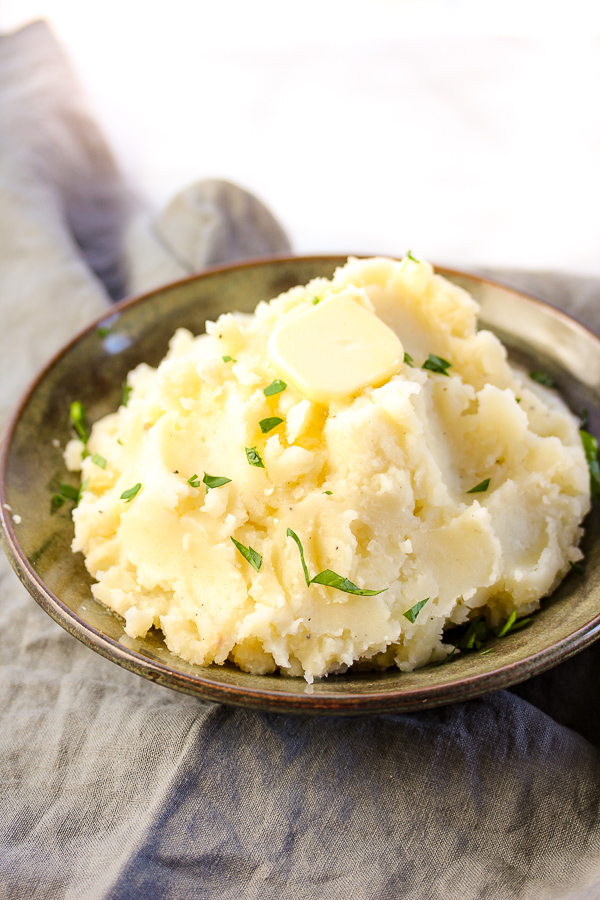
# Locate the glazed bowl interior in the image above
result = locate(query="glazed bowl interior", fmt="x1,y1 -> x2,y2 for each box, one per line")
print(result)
2,256 -> 600,715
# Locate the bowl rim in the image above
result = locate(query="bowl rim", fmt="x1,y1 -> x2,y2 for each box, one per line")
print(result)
2,254 -> 600,715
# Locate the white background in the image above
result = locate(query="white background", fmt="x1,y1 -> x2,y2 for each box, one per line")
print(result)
2,1 -> 600,275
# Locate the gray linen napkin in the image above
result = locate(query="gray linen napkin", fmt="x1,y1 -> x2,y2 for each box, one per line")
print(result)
2,20 -> 600,900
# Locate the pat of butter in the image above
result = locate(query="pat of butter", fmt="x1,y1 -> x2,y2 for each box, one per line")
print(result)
267,292 -> 404,404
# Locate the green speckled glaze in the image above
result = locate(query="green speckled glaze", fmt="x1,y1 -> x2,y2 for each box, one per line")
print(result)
2,256 -> 600,714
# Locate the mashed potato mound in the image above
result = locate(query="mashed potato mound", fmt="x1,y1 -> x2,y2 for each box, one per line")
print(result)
67,256 -> 590,681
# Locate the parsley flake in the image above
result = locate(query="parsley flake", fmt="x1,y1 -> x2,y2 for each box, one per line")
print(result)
401,250 -> 420,269
403,352 -> 414,367
580,429 -> 598,461
231,537 -> 262,572
529,371 -> 555,388
91,453 -> 107,469
580,408 -> 590,430
97,326 -> 111,338
287,528 -> 311,587
494,611 -> 531,638
222,355 -> 236,363
311,569 -> 386,596
69,401 -> 88,444
580,429 -> 600,498
121,382 -> 132,407
58,482 -> 80,503
263,380 -> 287,397
323,490 -> 333,495
56,477 -> 88,507
187,474 -> 202,488
245,446 -> 265,468
466,478 -> 490,494
569,560 -> 585,576
203,473 -> 232,490
259,416 -> 284,434
403,598 -> 430,623
516,397 -> 522,404
439,646 -> 458,665
458,616 -> 489,650
422,354 -> 452,376
120,483 -> 141,502
446,609 -> 534,658
312,296 -> 321,305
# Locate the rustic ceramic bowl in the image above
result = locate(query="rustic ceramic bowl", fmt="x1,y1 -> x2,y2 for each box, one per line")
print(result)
2,256 -> 600,714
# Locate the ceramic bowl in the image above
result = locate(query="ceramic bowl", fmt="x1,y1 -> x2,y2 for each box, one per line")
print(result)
2,256 -> 600,714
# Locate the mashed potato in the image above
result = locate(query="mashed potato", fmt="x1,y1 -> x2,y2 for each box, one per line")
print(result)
67,256 -> 590,681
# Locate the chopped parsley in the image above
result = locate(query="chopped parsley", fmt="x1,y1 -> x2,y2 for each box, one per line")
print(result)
121,382 -> 132,407
55,477 -> 88,507
438,646 -> 458,665
466,478 -> 490,494
263,380 -> 287,397
311,569 -> 386,596
580,408 -> 590,430
287,528 -> 311,587
580,429 -> 600,498
97,325 -> 111,338
422,354 -> 452,377
493,610 -> 531,638
323,490 -> 333,495
69,401 -> 88,444
203,473 -> 232,490
580,429 -> 598,461
231,537 -> 262,572
458,616 -> 489,651
120,483 -> 141,502
188,471 -> 231,491
245,446 -> 265,468
569,559 -> 585,576
91,453 -> 106,469
529,371 -> 555,388
259,416 -> 284,434
222,355 -> 236,363
58,482 -> 80,503
403,598 -> 429,623
285,529 -> 385,595
403,352 -> 414,367
312,296 -> 321,305
442,609 -> 534,661
401,250 -> 420,269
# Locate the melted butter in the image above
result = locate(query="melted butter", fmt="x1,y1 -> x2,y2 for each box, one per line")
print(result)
267,291 -> 404,405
